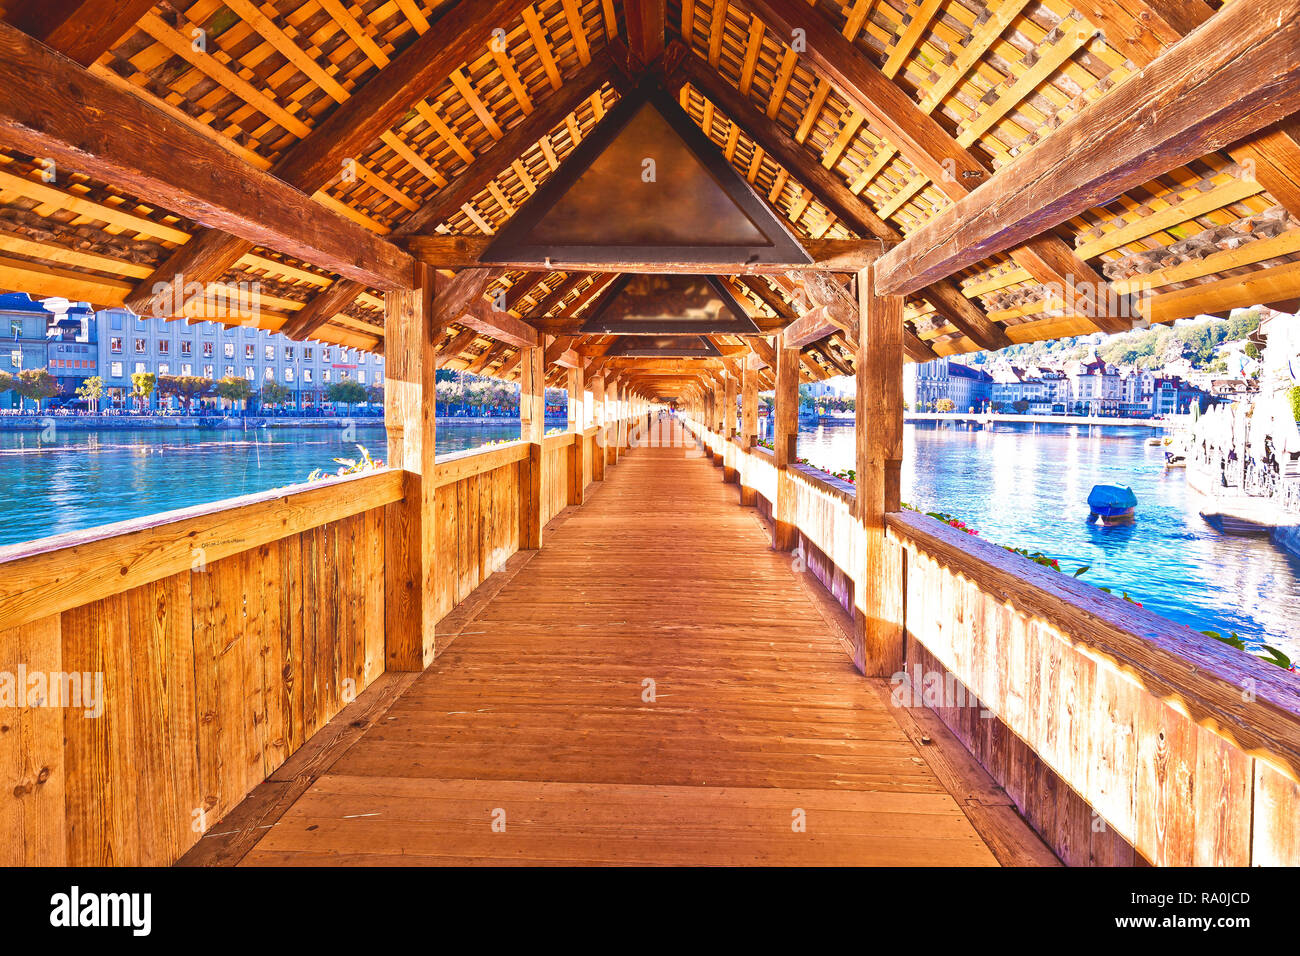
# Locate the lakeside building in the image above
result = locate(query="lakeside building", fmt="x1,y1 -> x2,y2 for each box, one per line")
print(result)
1,294 -> 383,411
921,349 -> 1216,417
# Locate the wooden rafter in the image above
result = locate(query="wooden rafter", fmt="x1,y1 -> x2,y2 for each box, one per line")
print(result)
877,0 -> 1300,296
0,22 -> 413,291
126,0 -> 537,317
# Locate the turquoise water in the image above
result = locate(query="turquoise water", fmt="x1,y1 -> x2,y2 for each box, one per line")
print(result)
791,420 -> 1300,660
0,422 -> 513,548
2,418 -> 1297,660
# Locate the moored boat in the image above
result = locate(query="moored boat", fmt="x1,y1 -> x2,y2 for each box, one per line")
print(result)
1087,484 -> 1138,525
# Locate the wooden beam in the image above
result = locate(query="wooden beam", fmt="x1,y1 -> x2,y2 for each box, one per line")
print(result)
0,22 -> 415,292
723,372 -> 738,483
878,0 -> 1300,295
279,278 -> 368,341
127,0 -> 534,315
383,263 -> 439,671
451,269 -> 539,348
8,0 -> 154,66
624,0 -> 667,66
856,264 -> 905,677
403,234 -> 884,273
673,50 -> 1012,350
1141,259 -> 1300,325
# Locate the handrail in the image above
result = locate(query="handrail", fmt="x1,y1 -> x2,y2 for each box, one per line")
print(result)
0,468 -> 405,630
542,431 -> 576,452
432,440 -> 528,487
887,508 -> 1300,784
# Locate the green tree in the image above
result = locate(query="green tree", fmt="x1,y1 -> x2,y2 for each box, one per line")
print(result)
75,375 -> 104,413
936,398 -> 956,413
260,381 -> 293,407
171,375 -> 213,412
16,368 -> 59,412
215,375 -> 253,410
1012,399 -> 1030,414
130,371 -> 156,413
327,378 -> 368,412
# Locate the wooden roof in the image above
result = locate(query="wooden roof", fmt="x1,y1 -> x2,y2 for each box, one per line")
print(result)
0,0 -> 1296,396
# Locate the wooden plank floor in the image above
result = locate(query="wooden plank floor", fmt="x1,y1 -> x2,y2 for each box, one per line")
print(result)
238,420 -> 1000,865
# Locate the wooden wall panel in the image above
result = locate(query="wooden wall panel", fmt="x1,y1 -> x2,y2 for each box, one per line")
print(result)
542,440 -> 570,525
0,615 -> 65,865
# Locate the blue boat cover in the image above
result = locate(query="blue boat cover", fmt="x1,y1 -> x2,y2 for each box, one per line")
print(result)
1087,484 -> 1137,511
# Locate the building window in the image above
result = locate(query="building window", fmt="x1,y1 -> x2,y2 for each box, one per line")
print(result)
304,347 -> 313,360
357,371 -> 365,384
158,363 -> 169,375
322,349 -> 332,361
110,337 -> 123,353
303,368 -> 312,383
135,338 -> 147,353
284,346 -> 294,361
203,342 -> 213,357
110,362 -> 123,378
180,341 -> 192,356
204,364 -> 214,379
245,344 -> 255,359
223,343 -> 234,358
182,363 -> 193,376
134,361 -> 146,374
245,367 -> 255,381
323,369 -> 332,383
264,345 -> 274,360
110,314 -> 122,331
224,365 -> 234,378
158,340 -> 170,355
284,367 -> 294,383
264,366 -> 274,379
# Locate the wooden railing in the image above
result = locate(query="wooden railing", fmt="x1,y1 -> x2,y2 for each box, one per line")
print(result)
0,469 -> 403,865
691,418 -> 1300,866
0,420 -> 631,866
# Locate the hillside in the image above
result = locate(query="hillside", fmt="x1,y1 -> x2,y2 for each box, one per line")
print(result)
967,309 -> 1265,370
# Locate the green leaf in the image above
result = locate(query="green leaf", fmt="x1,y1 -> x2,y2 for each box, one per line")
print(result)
1072,565 -> 1090,577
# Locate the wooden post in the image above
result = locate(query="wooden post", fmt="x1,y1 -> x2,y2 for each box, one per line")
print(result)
519,344 -> 545,550
567,365 -> 585,505
604,377 -> 617,466
855,265 -> 906,677
723,372 -> 738,483
591,374 -> 606,481
740,363 -> 758,506
773,332 -> 800,551
383,262 -> 438,671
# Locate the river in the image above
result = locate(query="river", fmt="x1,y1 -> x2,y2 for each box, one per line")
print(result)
2,418 -> 1296,660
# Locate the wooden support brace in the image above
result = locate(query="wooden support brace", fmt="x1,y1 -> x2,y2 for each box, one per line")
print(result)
568,365 -> 586,506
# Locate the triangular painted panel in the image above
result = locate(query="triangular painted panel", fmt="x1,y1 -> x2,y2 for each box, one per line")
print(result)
606,335 -> 722,358
480,84 -> 811,266
580,274 -> 759,334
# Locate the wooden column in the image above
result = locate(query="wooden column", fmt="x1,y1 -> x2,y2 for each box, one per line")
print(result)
773,333 -> 800,551
383,262 -> 438,671
604,378 -> 617,466
723,372 -> 738,483
740,363 -> 758,506
568,365 -> 585,506
855,265 -> 906,677
590,374 -> 606,481
519,344 -> 545,550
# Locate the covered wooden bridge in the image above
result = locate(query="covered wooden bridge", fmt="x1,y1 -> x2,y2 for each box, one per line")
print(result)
0,0 -> 1299,866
